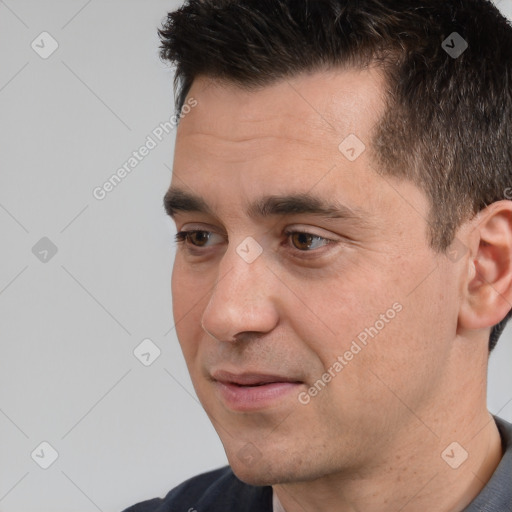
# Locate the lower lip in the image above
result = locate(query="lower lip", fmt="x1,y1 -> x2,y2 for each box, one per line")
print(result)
215,381 -> 302,411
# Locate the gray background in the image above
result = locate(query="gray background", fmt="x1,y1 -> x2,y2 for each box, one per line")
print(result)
0,1 -> 511,511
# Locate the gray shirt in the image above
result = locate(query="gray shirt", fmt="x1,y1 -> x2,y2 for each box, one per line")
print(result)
463,416 -> 512,511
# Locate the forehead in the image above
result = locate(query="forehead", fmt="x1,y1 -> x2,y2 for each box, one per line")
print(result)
176,67 -> 387,160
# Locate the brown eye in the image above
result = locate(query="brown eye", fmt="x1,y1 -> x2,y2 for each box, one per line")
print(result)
288,231 -> 331,251
188,231 -> 210,247
291,232 -> 314,250
174,230 -> 217,248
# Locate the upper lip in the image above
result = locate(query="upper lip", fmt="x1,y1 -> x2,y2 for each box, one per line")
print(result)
211,370 -> 302,386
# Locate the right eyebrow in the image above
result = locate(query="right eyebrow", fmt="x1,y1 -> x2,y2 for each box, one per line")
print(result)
164,188 -> 215,219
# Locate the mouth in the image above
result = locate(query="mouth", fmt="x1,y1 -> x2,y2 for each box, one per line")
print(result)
211,370 -> 304,411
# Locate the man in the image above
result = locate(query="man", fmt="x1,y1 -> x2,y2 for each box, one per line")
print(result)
123,0 -> 512,510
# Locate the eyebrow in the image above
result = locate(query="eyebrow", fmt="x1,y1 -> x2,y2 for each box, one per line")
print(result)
164,188 -> 363,223
164,188 -> 215,219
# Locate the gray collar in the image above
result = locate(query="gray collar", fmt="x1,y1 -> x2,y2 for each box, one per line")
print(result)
463,415 -> 512,512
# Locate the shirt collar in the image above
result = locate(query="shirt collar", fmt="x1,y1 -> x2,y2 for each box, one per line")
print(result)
463,415 -> 512,511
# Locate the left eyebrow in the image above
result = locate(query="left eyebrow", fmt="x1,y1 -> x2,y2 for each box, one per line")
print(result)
246,193 -> 362,221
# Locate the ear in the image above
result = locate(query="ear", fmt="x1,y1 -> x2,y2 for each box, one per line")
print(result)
458,201 -> 512,331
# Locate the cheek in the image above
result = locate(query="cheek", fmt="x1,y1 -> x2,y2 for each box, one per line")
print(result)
171,256 -> 206,318
171,259 -> 205,359
282,265 -> 402,364
332,275 -> 457,412
285,256 -> 451,403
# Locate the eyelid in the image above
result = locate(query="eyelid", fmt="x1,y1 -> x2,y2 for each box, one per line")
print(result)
177,222 -> 226,235
174,229 -> 226,247
283,224 -> 338,241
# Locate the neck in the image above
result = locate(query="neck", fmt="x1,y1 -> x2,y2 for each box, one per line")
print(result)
274,349 -> 503,512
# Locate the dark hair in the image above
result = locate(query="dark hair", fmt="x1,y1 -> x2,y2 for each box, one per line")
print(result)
159,0 -> 512,351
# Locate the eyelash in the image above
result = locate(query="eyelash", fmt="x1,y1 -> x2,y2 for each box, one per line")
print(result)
173,229 -> 335,254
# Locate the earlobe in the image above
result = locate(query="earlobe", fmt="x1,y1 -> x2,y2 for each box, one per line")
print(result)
458,201 -> 512,332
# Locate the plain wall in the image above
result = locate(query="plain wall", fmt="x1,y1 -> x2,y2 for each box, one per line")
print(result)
0,1 -> 511,511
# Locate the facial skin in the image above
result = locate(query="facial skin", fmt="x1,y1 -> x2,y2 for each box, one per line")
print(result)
167,68 -> 510,512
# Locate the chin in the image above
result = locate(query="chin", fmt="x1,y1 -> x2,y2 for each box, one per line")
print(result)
229,460 -> 289,486
232,467 -> 275,486
227,450 -> 321,487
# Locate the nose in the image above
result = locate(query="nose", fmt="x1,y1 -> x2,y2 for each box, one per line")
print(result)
200,245 -> 279,343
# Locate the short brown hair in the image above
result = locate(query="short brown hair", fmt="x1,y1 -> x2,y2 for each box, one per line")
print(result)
159,0 -> 512,350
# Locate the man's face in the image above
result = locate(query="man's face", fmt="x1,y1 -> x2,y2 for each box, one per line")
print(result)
168,69 -> 461,484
